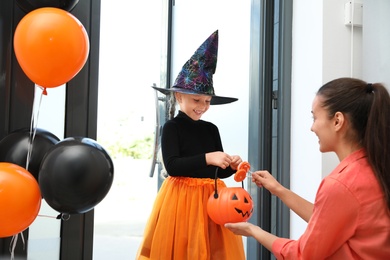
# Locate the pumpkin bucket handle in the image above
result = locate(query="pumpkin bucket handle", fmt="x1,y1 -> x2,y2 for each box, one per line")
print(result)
213,167 -> 219,198
213,167 -> 245,198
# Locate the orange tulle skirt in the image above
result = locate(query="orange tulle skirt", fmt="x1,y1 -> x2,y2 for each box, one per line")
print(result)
136,176 -> 245,260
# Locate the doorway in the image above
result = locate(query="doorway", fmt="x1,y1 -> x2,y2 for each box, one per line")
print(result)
93,0 -> 162,258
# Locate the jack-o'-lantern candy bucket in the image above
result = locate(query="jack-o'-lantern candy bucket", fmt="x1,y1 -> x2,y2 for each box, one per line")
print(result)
207,168 -> 254,225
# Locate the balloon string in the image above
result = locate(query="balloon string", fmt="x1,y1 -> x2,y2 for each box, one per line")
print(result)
38,214 -> 60,219
38,214 -> 67,220
36,85 -> 48,95
26,85 -> 44,171
9,233 -> 25,260
38,213 -> 70,221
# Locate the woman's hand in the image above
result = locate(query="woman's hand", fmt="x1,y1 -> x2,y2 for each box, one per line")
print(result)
225,222 -> 278,252
224,222 -> 256,237
252,170 -> 284,196
252,170 -> 314,222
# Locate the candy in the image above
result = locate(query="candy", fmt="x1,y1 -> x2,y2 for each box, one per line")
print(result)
234,169 -> 247,182
237,161 -> 251,172
234,161 -> 251,182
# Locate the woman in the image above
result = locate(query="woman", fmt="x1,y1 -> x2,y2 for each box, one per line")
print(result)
225,77 -> 390,259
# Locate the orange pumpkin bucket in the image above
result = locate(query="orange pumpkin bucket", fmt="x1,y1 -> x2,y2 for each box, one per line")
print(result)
207,168 -> 254,225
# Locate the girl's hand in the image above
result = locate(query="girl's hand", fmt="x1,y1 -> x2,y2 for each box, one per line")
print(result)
229,155 -> 242,170
206,151 -> 232,169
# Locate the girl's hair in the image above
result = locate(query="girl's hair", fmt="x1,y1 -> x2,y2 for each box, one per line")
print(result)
158,93 -> 177,179
157,145 -> 168,179
317,77 -> 390,211
168,93 -> 177,120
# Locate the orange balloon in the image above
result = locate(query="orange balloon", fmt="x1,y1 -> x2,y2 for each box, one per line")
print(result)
13,7 -> 89,88
0,163 -> 41,238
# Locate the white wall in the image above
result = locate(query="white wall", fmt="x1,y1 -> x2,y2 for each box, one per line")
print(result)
363,0 -> 390,87
290,0 -> 363,239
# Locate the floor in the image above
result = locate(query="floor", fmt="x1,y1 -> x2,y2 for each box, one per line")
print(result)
93,158 -> 158,259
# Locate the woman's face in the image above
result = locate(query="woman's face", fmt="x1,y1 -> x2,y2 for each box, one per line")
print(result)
175,92 -> 211,121
310,95 -> 337,153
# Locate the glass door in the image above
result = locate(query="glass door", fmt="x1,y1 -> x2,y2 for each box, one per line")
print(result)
93,0 -> 162,259
27,86 -> 65,260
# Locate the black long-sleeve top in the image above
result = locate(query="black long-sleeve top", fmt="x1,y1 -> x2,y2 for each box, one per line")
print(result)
161,111 -> 235,179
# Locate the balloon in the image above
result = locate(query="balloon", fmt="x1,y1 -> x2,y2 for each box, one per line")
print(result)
0,128 -> 60,181
13,7 -> 90,88
15,0 -> 79,13
39,137 -> 114,214
0,162 -> 41,238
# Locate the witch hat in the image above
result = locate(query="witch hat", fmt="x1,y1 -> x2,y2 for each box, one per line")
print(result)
153,30 -> 237,105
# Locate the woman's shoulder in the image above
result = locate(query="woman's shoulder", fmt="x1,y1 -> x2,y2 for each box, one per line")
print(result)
326,155 -> 382,203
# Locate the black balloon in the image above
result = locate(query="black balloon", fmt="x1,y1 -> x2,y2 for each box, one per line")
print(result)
39,137 -> 114,214
0,128 -> 60,181
15,0 -> 79,13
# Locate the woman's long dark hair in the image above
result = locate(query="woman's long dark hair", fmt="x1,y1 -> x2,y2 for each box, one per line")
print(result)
317,77 -> 390,211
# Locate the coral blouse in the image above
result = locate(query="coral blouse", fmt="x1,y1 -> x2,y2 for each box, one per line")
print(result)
272,149 -> 390,259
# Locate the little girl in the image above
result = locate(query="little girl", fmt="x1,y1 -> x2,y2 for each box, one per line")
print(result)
137,30 -> 246,259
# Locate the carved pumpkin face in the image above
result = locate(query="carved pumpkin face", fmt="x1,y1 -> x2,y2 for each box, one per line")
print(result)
207,187 -> 253,225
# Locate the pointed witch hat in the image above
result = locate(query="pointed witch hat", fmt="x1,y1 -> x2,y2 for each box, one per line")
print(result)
153,30 -> 238,105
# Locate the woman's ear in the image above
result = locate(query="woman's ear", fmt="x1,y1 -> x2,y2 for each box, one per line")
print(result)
334,111 -> 345,131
